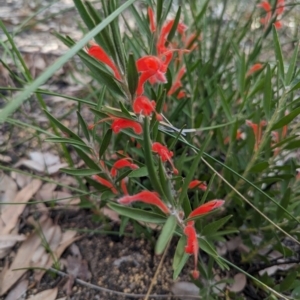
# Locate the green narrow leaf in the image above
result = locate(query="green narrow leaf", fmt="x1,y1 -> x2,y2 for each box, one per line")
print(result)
198,237 -> 218,257
74,148 -> 100,170
279,271 -> 297,292
156,0 -> 163,25
99,129 -> 112,158
194,0 -> 209,23
155,215 -> 177,255
0,0 -> 136,123
172,235 -> 189,280
271,106 -> 300,130
179,132 -> 212,205
263,64 -> 272,119
201,215 -> 232,236
73,0 -> 95,31
43,110 -> 83,142
249,161 -> 269,173
128,166 -> 148,178
45,137 -> 91,150
77,111 -> 90,142
127,53 -> 138,98
217,86 -> 233,121
119,101 -> 133,118
166,6 -> 181,45
286,44 -> 299,86
60,168 -> 102,176
108,202 -> 167,223
130,5 -> 151,37
143,117 -> 165,197
272,26 -> 285,82
84,0 -> 116,56
108,0 -> 126,72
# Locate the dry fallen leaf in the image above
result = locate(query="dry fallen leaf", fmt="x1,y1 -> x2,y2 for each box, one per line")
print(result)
10,171 -> 32,189
4,279 -> 28,300
229,273 -> 247,293
14,151 -> 68,174
0,172 -> 18,204
0,223 -> 43,295
0,179 -> 42,235
0,234 -> 26,259
27,287 -> 58,300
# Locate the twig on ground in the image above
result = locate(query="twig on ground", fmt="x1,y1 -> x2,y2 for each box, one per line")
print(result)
48,267 -> 202,299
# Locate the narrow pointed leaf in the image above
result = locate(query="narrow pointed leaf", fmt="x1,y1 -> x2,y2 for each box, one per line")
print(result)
108,202 -> 167,223
202,215 -> 232,235
143,117 -> 165,197
166,6 -> 181,45
272,26 -> 284,82
77,111 -> 90,142
60,168 -> 102,176
263,64 -> 272,119
43,110 -> 82,142
99,128 -> 113,158
155,215 -> 177,255
271,107 -> 300,130
127,53 -> 138,97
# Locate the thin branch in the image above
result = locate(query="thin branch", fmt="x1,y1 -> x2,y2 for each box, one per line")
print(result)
48,267 -> 202,299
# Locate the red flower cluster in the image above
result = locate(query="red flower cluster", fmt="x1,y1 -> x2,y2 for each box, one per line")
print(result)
136,8 -> 189,96
258,0 -> 285,29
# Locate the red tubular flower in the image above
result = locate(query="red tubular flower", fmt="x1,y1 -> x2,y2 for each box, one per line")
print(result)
92,175 -> 117,194
157,20 -> 175,55
188,200 -> 225,219
188,180 -> 207,191
246,63 -> 263,77
224,129 -> 244,145
111,158 -> 139,177
184,222 -> 199,279
246,120 -> 267,150
133,96 -> 156,115
152,142 -> 178,174
276,0 -> 285,15
258,0 -> 284,29
148,7 -> 156,32
136,56 -> 167,95
118,191 -> 170,214
168,67 -> 186,97
133,96 -> 162,120
87,45 -> 122,80
120,178 -> 129,195
111,118 -> 142,135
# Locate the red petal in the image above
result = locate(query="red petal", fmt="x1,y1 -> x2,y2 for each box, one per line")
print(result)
148,7 -> 156,32
188,200 -> 225,218
111,118 -> 142,135
118,191 -> 170,214
88,45 -> 121,80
